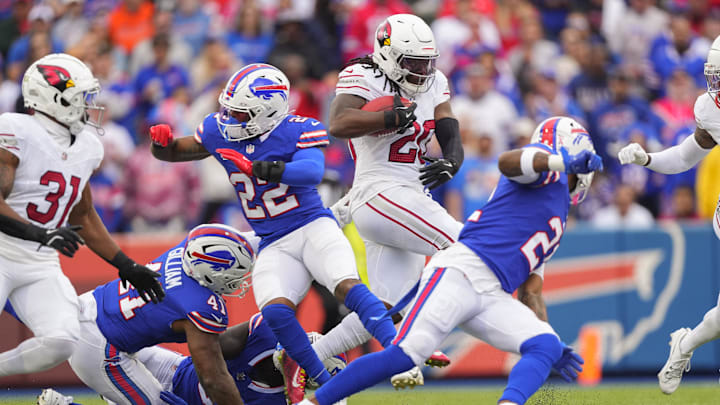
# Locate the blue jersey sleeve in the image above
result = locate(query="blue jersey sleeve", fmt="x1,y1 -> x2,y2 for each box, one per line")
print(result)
193,113 -> 218,146
517,143 -> 564,189
182,292 -> 229,334
293,118 -> 329,149
281,148 -> 325,186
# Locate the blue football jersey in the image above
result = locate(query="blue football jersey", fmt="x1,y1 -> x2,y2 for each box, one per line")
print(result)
458,143 -> 570,293
194,113 -> 333,250
172,313 -> 285,405
93,240 -> 229,354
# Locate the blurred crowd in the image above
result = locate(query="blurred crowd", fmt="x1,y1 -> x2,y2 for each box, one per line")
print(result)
0,0 -> 718,233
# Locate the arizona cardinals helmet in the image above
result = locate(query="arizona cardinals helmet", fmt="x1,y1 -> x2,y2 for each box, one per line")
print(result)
22,53 -> 103,135
372,14 -> 438,95
182,224 -> 255,297
217,63 -> 290,141
531,116 -> 597,204
704,34 -> 720,103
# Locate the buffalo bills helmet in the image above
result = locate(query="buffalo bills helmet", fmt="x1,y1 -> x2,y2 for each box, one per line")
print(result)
182,224 -> 255,297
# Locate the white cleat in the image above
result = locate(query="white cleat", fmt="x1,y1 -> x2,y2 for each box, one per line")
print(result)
658,328 -> 693,394
390,366 -> 424,390
37,389 -> 74,405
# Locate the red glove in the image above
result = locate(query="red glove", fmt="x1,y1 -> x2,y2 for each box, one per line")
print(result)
150,124 -> 173,147
216,148 -> 253,176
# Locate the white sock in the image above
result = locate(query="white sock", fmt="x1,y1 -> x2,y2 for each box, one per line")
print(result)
680,306 -> 720,354
311,313 -> 372,360
0,336 -> 76,376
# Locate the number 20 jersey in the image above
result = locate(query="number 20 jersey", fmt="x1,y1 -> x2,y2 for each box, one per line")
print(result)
194,114 -> 332,250
93,239 -> 229,353
0,113 -> 103,263
458,143 -> 570,294
335,63 -> 450,200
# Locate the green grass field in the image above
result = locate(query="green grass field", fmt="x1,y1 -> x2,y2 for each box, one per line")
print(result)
1,383 -> 717,405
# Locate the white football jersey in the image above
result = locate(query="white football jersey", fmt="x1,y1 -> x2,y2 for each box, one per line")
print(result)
694,92 -> 720,144
0,113 -> 103,263
335,63 -> 450,204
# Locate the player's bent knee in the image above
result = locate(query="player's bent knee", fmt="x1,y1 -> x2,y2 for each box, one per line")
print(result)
36,335 -> 78,367
519,333 -> 563,364
333,278 -> 361,301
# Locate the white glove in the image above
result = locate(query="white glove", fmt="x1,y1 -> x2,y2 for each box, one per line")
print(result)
618,143 -> 649,166
330,193 -> 352,228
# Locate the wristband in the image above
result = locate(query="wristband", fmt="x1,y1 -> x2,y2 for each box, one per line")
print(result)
383,110 -> 396,129
108,250 -> 135,271
547,154 -> 565,172
520,148 -> 540,177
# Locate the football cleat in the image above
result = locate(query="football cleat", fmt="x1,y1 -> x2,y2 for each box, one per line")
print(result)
425,351 -> 450,368
275,348 -> 307,404
37,389 -> 74,405
390,366 -> 424,390
658,328 -> 693,394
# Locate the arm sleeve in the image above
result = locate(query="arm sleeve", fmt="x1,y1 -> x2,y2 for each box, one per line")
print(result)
435,117 -> 463,167
646,134 -> 711,174
281,147 -> 325,186
0,116 -> 24,161
433,71 -> 451,107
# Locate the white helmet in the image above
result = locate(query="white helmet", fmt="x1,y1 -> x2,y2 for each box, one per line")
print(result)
22,53 -> 103,135
182,224 -> 255,297
217,63 -> 290,141
372,14 -> 438,95
705,34 -> 720,105
531,116 -> 597,204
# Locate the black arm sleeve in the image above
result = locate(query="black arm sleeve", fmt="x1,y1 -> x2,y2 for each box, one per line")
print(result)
435,117 -> 463,167
0,214 -> 43,242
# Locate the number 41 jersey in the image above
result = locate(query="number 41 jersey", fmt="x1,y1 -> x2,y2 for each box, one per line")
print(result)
458,143 -> 570,294
93,239 -> 229,354
0,113 -> 103,264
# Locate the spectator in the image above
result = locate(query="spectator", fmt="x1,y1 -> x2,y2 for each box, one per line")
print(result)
225,1 -> 273,64
0,0 -> 31,58
173,0 -> 212,56
341,0 -> 411,62
52,0 -> 89,49
91,45 -> 136,135
554,27 -> 584,87
494,0 -> 536,51
591,183 -> 655,229
129,9 -> 193,76
108,0 -> 154,54
6,4 -> 64,82
268,19 -> 334,79
507,13 -> 560,94
0,57 -> 19,113
444,133 -> 500,222
431,0 -> 501,75
524,68 -> 585,124
452,64 -> 518,153
649,14 -> 709,93
190,38 -> 238,97
568,40 -> 611,115
282,53 -> 324,120
652,68 -> 698,144
615,123 -> 664,217
662,185 -> 699,220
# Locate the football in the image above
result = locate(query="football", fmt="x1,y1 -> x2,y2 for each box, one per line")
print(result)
361,95 -> 412,136
305,332 -> 348,389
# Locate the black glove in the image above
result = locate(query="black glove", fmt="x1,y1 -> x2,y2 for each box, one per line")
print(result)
419,156 -> 459,190
112,251 -> 165,304
384,94 -> 417,133
38,225 -> 85,258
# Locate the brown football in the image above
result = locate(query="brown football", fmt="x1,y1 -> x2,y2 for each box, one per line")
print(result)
361,95 -> 412,136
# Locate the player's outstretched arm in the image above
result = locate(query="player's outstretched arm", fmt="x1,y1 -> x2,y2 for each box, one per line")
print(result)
618,127 -> 716,174
517,273 -> 548,322
68,183 -> 165,303
499,146 -> 602,183
179,320 -> 245,405
419,101 -> 463,190
150,124 -> 211,162
329,94 -> 413,138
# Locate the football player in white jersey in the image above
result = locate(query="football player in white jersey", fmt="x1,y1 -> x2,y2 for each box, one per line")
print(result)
327,14 -> 462,387
618,35 -> 720,394
0,53 -> 164,377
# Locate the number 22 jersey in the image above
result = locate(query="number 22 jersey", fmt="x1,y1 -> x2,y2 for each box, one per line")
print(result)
93,239 -> 229,353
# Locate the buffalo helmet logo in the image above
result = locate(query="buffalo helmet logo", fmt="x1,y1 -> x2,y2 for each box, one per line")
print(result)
249,77 -> 288,101
36,64 -> 75,92
190,246 -> 237,272
376,20 -> 391,47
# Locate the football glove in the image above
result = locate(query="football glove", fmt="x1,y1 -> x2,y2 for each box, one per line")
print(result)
419,156 -> 459,190
149,124 -> 173,147
160,390 -> 187,405
617,143 -> 649,166
552,343 -> 584,382
560,147 -> 603,174
38,224 -> 85,258
216,148 -> 253,176
384,94 -> 417,133
111,251 -> 165,304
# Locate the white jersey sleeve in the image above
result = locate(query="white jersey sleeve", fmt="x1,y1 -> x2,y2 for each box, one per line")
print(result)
0,113 -> 27,162
431,70 -> 451,108
336,63 -> 389,101
694,92 -> 720,144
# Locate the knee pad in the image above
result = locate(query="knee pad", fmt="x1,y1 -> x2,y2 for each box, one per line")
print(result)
37,335 -> 78,366
520,333 -> 563,366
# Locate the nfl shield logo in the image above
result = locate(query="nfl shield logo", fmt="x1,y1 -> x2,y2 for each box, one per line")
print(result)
246,144 -> 255,154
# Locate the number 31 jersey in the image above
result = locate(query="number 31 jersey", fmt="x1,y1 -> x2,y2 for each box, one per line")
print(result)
458,143 -> 570,294
0,113 -> 103,264
335,63 -> 450,200
93,239 -> 229,354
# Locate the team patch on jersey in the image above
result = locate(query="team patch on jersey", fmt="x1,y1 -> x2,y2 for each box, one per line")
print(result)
296,130 -> 329,148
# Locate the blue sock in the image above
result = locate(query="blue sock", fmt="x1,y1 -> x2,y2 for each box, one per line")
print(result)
315,345 -> 414,405
344,284 -> 397,347
500,333 -> 563,405
261,304 -> 331,384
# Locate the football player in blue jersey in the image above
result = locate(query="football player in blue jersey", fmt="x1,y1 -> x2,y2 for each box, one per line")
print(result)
59,223 -> 255,405
148,63 -> 397,403
294,117 -> 603,405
